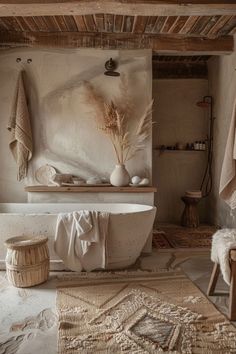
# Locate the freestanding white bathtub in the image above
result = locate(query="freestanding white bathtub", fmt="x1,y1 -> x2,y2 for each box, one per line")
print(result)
0,203 -> 156,270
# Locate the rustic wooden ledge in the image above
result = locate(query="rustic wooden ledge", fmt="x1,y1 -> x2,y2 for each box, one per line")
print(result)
25,186 -> 157,193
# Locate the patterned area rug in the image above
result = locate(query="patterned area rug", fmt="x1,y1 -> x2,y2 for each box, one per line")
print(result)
152,230 -> 173,249
153,224 -> 217,249
57,270 -> 236,353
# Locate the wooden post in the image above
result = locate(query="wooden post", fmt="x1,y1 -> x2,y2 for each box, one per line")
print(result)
207,262 -> 220,296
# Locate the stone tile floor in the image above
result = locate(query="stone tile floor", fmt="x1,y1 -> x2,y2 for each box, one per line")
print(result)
0,248 -> 232,354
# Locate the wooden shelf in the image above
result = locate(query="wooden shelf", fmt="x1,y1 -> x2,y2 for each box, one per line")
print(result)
25,186 -> 157,193
154,148 -> 206,152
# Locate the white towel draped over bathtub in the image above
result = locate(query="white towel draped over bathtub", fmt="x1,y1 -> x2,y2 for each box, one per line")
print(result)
54,211 -> 109,271
219,98 -> 236,208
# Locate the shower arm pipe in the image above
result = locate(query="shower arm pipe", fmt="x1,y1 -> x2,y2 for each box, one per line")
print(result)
202,120 -> 214,196
198,95 -> 215,198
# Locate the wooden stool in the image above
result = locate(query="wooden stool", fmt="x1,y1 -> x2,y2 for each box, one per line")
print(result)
181,196 -> 201,228
207,249 -> 236,320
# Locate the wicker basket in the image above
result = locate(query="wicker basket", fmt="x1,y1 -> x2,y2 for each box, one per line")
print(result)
4,235 -> 49,288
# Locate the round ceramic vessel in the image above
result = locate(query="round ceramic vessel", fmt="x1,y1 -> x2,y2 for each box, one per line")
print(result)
110,164 -> 130,187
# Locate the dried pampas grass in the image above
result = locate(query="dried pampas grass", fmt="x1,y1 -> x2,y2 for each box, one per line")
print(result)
83,78 -> 152,164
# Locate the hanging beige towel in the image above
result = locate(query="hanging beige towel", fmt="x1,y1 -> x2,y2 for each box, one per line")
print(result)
7,71 -> 33,181
220,98 -> 236,208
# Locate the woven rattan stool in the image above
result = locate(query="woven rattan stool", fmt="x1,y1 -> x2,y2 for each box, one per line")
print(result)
4,235 -> 49,288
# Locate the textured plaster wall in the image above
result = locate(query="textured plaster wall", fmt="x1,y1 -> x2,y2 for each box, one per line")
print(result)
152,79 -> 209,223
208,36 -> 236,227
0,48 -> 152,203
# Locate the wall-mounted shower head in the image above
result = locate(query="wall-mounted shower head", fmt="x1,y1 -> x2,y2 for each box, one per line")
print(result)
104,58 -> 120,76
197,101 -> 210,108
196,95 -> 213,108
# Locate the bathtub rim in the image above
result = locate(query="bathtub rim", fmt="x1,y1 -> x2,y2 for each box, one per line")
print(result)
0,203 -> 156,216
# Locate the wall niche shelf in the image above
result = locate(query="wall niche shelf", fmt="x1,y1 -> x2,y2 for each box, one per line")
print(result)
154,148 -> 206,153
25,186 -> 157,193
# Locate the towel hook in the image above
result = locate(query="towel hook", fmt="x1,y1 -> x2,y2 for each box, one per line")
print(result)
16,58 -> 32,64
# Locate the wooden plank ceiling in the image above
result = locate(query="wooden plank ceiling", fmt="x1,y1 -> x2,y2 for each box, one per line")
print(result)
0,14 -> 235,38
0,1 -> 235,55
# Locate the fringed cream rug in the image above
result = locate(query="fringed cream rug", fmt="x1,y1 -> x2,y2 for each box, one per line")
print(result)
57,270 -> 236,353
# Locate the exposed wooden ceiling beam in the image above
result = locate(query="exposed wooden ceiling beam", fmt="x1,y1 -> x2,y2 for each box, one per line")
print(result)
0,1 -> 236,17
0,31 -> 233,54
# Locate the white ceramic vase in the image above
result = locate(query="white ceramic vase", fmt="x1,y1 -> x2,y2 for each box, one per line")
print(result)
110,164 -> 130,187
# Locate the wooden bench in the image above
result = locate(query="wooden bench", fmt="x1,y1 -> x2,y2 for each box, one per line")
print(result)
207,249 -> 236,320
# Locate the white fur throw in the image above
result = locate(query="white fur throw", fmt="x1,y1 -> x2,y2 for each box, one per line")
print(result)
211,229 -> 236,285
